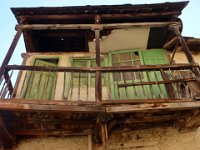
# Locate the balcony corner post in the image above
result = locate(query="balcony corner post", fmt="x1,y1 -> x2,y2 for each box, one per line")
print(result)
0,31 -> 22,80
168,24 -> 195,64
94,28 -> 102,104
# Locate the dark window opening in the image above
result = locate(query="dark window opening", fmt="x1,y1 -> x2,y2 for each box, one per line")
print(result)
30,30 -> 89,52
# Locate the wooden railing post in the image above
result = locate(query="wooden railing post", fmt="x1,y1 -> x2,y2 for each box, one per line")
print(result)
94,29 -> 102,104
169,25 -> 195,64
0,31 -> 22,81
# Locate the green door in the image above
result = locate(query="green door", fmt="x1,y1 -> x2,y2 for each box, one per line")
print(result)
141,49 -> 169,98
109,49 -> 169,100
23,59 -> 57,100
108,50 -> 145,99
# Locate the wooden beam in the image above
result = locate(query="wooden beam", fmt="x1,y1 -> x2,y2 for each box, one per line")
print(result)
169,25 -> 195,63
0,99 -> 96,106
102,98 -> 193,105
117,77 -> 197,88
5,63 -> 199,73
95,29 -> 102,104
106,101 -> 200,113
88,135 -> 93,150
16,22 -> 180,31
0,101 -> 105,113
184,111 -> 200,127
117,113 -> 181,124
164,37 -> 178,49
14,129 -> 93,136
0,31 -> 21,80
18,11 -> 180,21
0,117 -> 15,148
101,124 -> 109,150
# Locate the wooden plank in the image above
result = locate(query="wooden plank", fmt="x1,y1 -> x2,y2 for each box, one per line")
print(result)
117,78 -> 197,87
102,98 -> 193,105
17,11 -> 180,21
0,101 -> 105,113
117,113 -> 181,124
16,22 -> 180,31
14,129 -> 93,136
0,99 -> 96,105
0,31 -> 21,80
5,63 -> 199,73
106,101 -> 200,113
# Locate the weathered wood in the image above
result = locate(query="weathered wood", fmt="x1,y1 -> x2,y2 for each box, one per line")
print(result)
101,124 -> 109,150
17,11 -> 180,22
117,77 -> 197,88
5,63 -> 199,73
3,71 -> 13,95
170,40 -> 179,64
160,69 -> 175,98
88,135 -> 93,150
0,99 -> 96,105
14,129 -> 93,136
164,37 -> 178,49
106,101 -> 200,113
0,31 -> 21,80
0,101 -> 104,113
0,117 -> 15,148
118,113 -> 181,124
16,22 -> 180,31
169,25 -> 195,63
184,111 -> 200,127
102,98 -> 193,105
95,29 -> 102,104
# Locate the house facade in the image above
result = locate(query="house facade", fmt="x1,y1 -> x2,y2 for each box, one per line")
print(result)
1,1 -> 200,150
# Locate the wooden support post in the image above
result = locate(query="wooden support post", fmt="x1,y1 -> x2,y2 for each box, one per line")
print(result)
101,124 -> 109,150
169,25 -> 195,63
0,31 -> 22,80
88,134 -> 93,150
0,117 -> 15,148
95,29 -> 102,104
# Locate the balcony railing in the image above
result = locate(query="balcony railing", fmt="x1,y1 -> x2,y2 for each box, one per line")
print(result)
1,63 -> 200,104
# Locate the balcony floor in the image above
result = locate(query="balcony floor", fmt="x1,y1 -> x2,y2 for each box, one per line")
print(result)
0,99 -> 200,148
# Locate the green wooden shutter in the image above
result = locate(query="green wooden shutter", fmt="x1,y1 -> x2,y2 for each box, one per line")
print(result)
108,50 -> 145,100
141,49 -> 169,98
108,49 -> 169,100
23,59 -> 57,100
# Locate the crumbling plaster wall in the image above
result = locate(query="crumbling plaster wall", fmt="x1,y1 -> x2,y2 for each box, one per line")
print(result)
14,127 -> 200,150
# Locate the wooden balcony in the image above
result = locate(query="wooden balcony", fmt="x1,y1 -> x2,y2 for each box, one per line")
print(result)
0,63 -> 200,148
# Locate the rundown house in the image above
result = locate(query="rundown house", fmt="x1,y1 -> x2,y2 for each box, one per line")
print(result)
1,1 -> 200,150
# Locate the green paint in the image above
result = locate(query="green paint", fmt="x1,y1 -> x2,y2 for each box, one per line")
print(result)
108,49 -> 169,100
23,59 -> 57,100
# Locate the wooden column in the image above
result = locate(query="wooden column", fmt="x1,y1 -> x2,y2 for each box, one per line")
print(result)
101,124 -> 109,150
95,29 -> 102,104
0,31 -> 22,80
88,134 -> 93,150
169,25 -> 195,63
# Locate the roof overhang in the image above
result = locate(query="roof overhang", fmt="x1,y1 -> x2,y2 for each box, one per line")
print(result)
11,1 -> 188,24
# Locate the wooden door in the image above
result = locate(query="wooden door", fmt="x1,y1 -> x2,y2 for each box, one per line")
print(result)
141,49 -> 169,98
23,59 -> 57,100
109,49 -> 169,100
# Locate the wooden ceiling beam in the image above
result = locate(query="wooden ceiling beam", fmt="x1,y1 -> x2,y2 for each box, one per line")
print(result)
16,22 -> 180,31
17,11 -> 180,21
